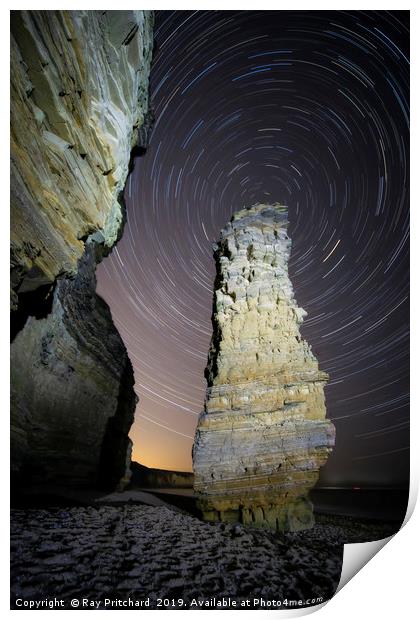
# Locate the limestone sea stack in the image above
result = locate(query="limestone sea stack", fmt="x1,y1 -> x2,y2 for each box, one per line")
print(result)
193,204 -> 335,531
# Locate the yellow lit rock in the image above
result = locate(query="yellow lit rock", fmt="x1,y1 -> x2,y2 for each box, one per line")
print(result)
193,204 -> 335,531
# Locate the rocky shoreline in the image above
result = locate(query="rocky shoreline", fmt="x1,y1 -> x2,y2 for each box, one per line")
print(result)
11,504 -> 399,610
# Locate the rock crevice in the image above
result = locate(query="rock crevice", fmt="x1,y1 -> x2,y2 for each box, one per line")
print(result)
193,204 -> 335,531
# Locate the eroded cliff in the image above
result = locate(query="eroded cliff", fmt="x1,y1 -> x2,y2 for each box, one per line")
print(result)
193,204 -> 335,531
11,243 -> 137,489
11,10 -> 153,308
10,10 -> 154,491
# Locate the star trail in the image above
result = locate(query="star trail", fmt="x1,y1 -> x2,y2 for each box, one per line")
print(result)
96,10 -> 409,486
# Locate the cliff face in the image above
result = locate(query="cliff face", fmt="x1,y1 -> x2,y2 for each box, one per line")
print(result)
11,10 -> 153,308
10,10 -> 154,491
11,244 -> 137,489
130,462 -> 194,489
193,204 -> 335,531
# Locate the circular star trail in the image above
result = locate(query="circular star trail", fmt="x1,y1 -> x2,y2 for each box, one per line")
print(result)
97,10 -> 409,485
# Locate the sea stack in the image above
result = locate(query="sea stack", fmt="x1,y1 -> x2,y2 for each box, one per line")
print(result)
193,204 -> 335,531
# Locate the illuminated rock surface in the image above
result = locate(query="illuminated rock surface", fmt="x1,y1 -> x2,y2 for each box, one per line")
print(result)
10,10 -> 153,490
193,204 -> 335,531
11,10 -> 153,306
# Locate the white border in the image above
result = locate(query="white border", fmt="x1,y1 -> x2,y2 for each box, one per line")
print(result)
3,3 -> 417,618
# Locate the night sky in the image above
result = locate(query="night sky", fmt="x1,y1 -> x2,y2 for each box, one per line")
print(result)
97,10 -> 409,486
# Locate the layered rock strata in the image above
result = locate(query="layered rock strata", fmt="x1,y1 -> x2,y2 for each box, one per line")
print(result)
10,11 -> 154,490
11,243 -> 137,489
11,10 -> 154,308
193,204 -> 335,531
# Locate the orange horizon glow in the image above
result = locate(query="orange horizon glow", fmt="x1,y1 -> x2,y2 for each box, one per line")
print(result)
129,421 -> 194,473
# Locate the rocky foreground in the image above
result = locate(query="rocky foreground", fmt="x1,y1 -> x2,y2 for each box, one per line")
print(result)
11,505 -> 397,610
